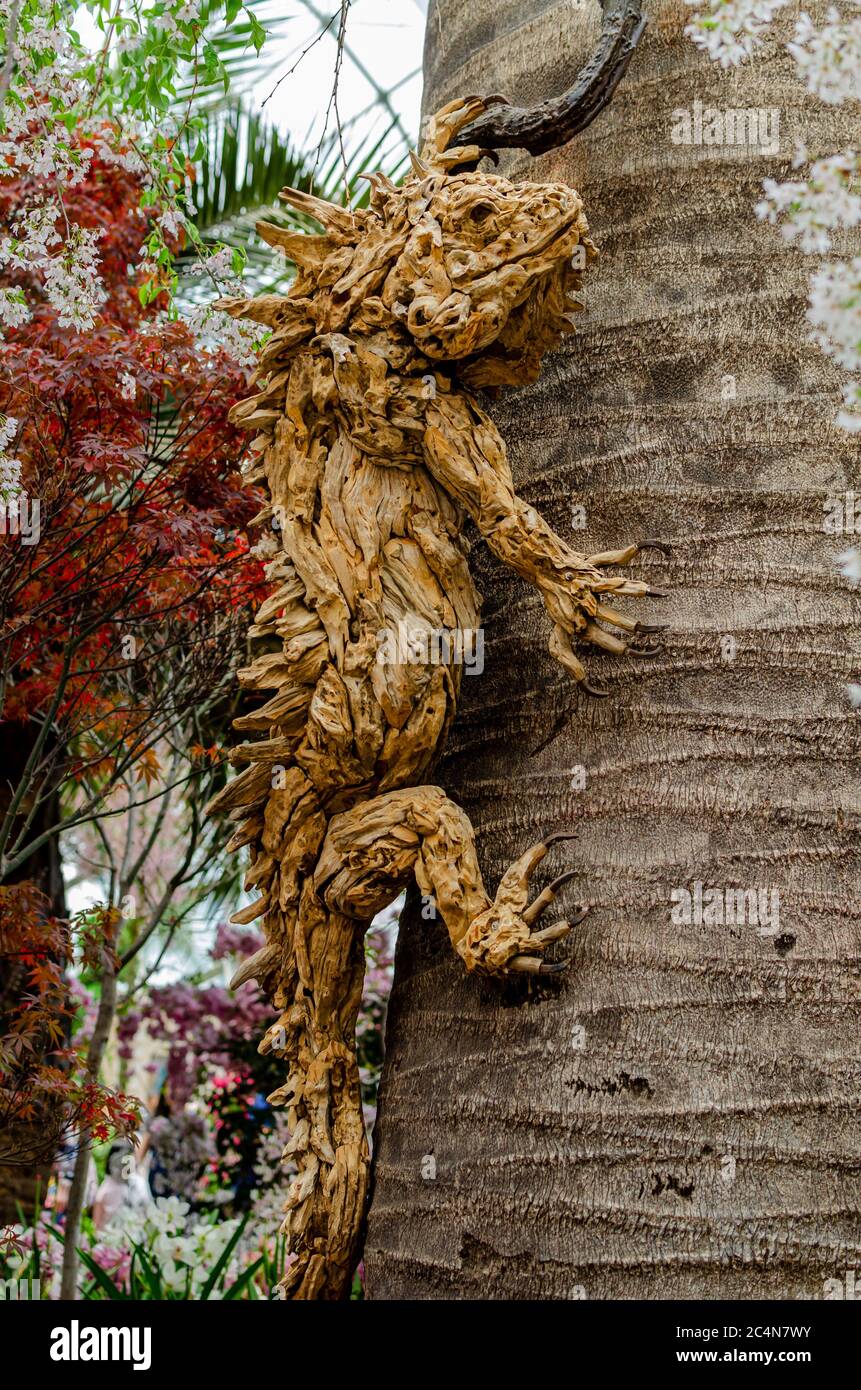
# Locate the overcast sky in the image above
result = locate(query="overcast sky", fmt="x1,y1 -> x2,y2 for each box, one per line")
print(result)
251,0 -> 427,153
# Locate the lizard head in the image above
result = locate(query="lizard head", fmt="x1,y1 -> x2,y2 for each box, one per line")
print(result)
379,0 -> 647,386
383,148 -> 596,387
219,5 -> 644,389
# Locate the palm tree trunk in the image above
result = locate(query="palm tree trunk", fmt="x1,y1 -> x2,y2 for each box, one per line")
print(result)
365,0 -> 861,1299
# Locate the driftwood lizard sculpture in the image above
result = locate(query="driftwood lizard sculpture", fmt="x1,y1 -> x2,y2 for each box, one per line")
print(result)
209,1 -> 665,1300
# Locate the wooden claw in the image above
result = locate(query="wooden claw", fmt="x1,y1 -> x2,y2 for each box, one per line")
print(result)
409,149 -> 433,179
507,957 -> 540,973
582,681 -> 610,697
523,870 -> 577,925
547,869 -> 578,893
507,953 -> 568,975
530,918 -> 574,945
594,602 -> 638,633
543,829 -> 578,848
586,539 -> 670,568
626,637 -> 664,657
229,943 -> 279,990
586,543 -> 640,567
584,621 -> 627,655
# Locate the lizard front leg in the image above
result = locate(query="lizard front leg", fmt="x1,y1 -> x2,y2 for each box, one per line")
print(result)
314,786 -> 585,976
423,390 -> 669,693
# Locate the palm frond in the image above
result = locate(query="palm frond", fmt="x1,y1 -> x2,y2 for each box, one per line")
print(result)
182,100 -> 409,291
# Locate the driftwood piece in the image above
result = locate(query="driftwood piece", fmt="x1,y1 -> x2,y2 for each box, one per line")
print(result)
210,97 -> 667,1301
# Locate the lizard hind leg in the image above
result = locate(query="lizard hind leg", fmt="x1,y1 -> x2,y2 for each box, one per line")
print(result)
314,786 -> 586,979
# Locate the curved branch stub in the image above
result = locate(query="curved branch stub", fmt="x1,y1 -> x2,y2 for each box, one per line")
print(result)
454,0 -> 646,156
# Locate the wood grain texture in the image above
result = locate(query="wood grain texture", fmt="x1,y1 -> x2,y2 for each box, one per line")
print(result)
212,93 -> 662,1298
364,0 -> 861,1300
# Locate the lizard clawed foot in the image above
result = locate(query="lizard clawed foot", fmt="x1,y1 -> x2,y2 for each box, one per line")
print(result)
543,536 -> 672,694
457,832 -> 586,977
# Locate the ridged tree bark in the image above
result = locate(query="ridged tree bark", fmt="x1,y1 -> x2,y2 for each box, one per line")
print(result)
365,0 -> 861,1299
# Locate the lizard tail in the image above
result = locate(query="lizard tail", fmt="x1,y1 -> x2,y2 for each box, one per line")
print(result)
267,882 -> 369,1300
225,777 -> 370,1301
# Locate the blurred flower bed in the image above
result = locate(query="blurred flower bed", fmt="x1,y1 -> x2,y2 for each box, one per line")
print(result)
0,913 -> 395,1300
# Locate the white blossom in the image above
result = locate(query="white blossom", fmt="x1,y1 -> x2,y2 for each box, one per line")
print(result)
0,416 -> 18,451
0,0 -> 236,335
159,207 -> 187,239
85,129 -> 148,178
756,151 -> 861,253
40,222 -> 107,330
119,372 -> 137,402
0,287 -> 30,328
205,246 -> 244,290
0,204 -> 107,332
789,6 -> 861,105
184,302 -> 259,368
0,414 -> 22,502
157,2 -> 202,38
808,257 -> 861,373
685,0 -> 789,68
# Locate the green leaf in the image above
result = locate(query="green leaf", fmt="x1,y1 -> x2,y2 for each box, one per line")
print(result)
202,41 -> 221,85
222,1254 -> 264,1299
77,1248 -> 129,1301
246,11 -> 266,54
199,1213 -> 248,1299
130,1240 -> 163,1299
